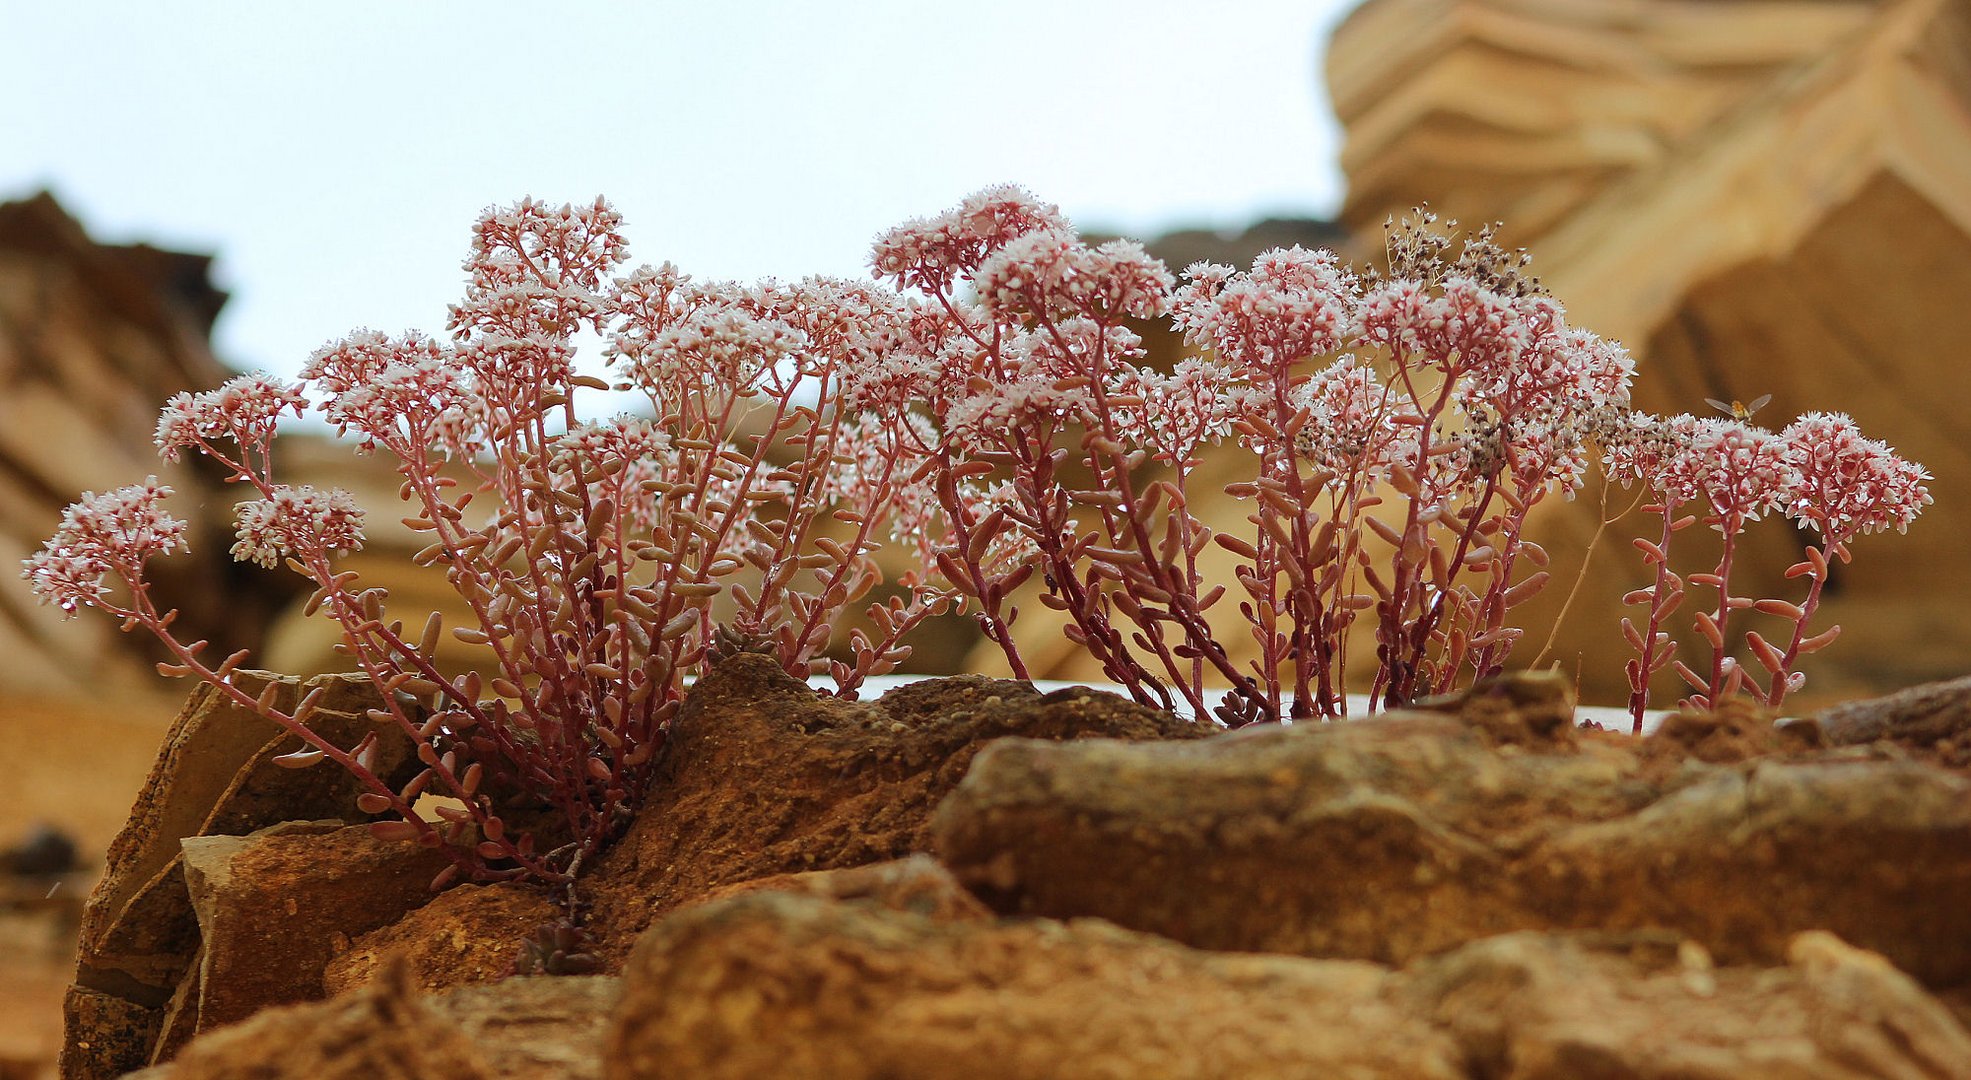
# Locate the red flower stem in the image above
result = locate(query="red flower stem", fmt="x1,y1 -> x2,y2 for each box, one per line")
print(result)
928,465 -> 1030,681
1705,518 -> 1743,705
1398,469 -> 1502,698
1629,502 -> 1680,734
1029,309 -> 1255,719
1765,534 -> 1839,710
118,571 -> 557,882
1373,346 -> 1463,707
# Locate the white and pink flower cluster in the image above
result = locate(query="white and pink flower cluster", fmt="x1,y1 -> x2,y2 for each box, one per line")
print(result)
24,478 -> 187,614
1605,405 -> 1929,719
1779,412 -> 1932,540
155,372 -> 308,466
230,485 -> 367,569
1607,411 -> 1930,537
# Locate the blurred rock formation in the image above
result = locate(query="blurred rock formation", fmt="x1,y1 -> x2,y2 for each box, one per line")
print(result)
0,194 -> 300,700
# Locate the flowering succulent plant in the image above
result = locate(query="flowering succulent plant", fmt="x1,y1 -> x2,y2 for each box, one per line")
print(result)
26,197 -> 956,885
869,197 -> 1636,723
25,188 -> 1931,882
1607,408 -> 1931,730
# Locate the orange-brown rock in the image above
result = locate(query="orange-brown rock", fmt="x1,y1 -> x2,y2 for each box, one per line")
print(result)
1399,930 -> 1971,1078
605,891 -> 1467,1080
580,654 -> 1204,966
174,822 -> 450,1041
606,890 -> 1971,1080
60,673 -> 422,1080
321,882 -> 559,997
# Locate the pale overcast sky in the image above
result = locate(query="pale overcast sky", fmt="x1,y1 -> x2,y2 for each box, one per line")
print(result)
1,1 -> 1356,379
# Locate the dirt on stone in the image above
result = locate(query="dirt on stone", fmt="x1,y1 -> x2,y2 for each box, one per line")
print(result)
578,654 -> 1203,966
322,882 -> 560,996
1638,696 -> 1826,766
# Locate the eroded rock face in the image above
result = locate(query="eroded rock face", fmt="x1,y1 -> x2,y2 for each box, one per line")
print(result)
581,654 -> 1203,965
931,708 -> 1971,984
606,891 -> 1971,1080
174,821 -> 451,1044
1815,672 -> 1971,769
605,891 -> 1467,1080
125,960 -> 618,1080
61,673 -> 422,1080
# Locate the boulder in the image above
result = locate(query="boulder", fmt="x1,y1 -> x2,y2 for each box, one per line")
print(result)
932,703 -> 1971,984
1399,930 -> 1971,1078
172,821 -> 451,1042
606,890 -> 1971,1079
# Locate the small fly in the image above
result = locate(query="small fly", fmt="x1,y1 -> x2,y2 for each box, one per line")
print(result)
1704,393 -> 1772,423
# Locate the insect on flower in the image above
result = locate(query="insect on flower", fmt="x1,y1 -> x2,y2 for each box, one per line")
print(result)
1704,393 -> 1772,423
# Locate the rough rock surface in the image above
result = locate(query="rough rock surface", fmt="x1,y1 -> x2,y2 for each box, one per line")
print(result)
60,673 -> 421,1080
322,882 -> 560,997
932,697 -> 1971,985
1399,930 -> 1971,1078
689,854 -> 992,925
126,959 -> 618,1080
174,821 -> 451,1040
605,891 -> 1467,1080
581,654 -> 1202,965
1815,672 -> 1971,769
607,891 -> 1971,1079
